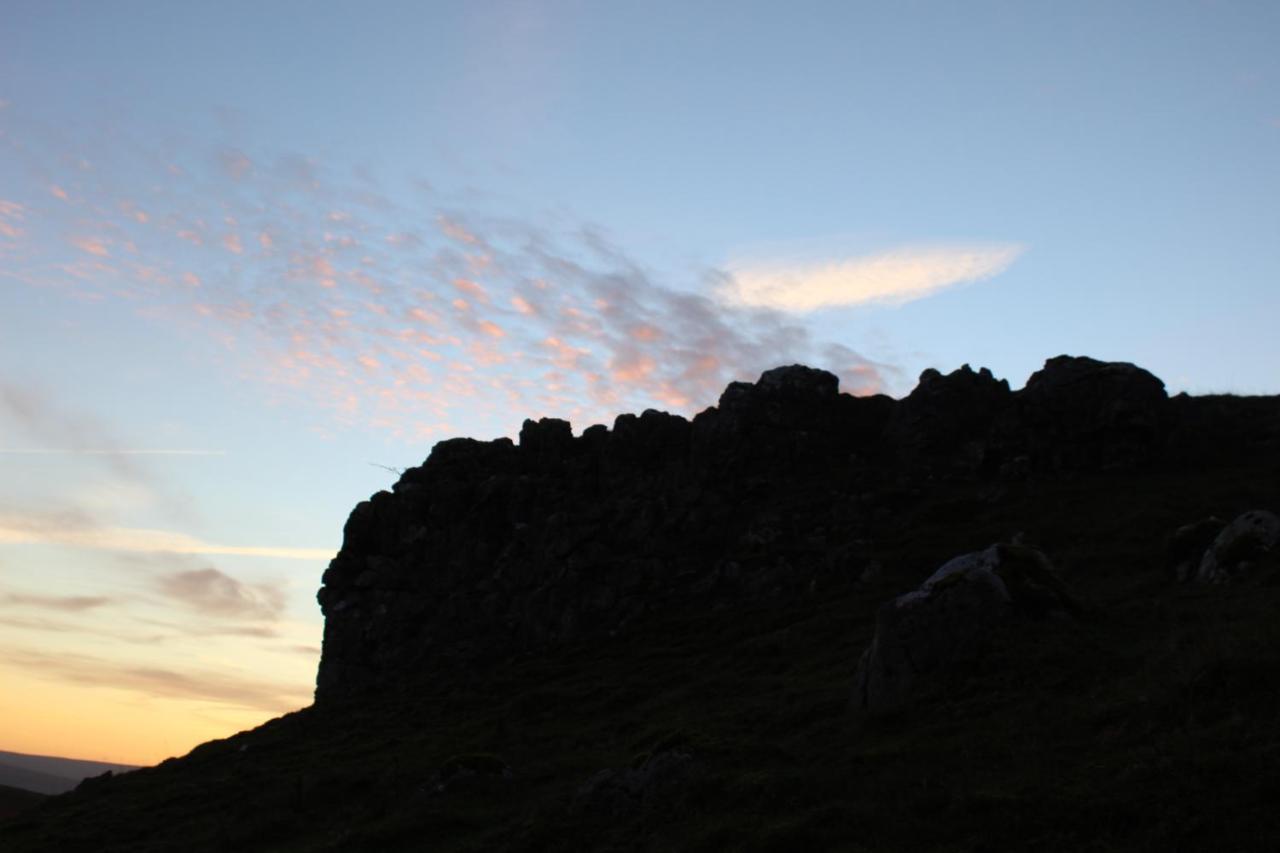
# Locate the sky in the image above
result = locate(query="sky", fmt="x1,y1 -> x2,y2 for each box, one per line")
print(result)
1,1 -> 1277,765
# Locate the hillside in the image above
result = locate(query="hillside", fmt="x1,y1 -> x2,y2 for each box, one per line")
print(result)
0,751 -> 138,796
3,355 -> 1280,852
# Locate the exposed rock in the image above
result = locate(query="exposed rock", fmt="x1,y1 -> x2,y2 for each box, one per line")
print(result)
1167,517 -> 1227,583
429,754 -> 513,795
888,363 -> 1013,478
852,544 -> 1079,715
1012,355 -> 1169,472
1195,510 -> 1280,583
570,750 -> 695,818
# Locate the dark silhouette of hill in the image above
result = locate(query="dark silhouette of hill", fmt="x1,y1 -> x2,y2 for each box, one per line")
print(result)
0,751 -> 137,796
0,785 -> 46,821
4,354 -> 1280,852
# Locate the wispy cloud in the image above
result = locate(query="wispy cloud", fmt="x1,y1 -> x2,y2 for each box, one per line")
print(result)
0,381 -> 217,495
0,449 -> 227,456
2,647 -> 312,713
155,566 -> 285,622
0,510 -> 332,560
720,244 -> 1024,312
1,591 -> 113,612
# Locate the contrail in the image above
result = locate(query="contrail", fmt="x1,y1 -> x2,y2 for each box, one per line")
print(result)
0,449 -> 228,456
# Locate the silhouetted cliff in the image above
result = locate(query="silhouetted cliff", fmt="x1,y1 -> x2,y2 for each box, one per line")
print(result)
314,355 -> 1235,703
8,354 -> 1280,853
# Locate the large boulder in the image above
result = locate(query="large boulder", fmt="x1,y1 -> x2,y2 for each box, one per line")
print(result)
852,543 -> 1079,715
1195,510 -> 1280,583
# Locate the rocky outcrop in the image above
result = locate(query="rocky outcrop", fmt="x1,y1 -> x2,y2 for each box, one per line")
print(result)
1194,510 -> 1280,583
851,544 -> 1081,715
1167,517 -> 1227,583
888,363 -> 1012,477
313,355 -> 1209,703
1010,355 -> 1170,473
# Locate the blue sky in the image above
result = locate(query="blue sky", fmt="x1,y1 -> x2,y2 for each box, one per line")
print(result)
1,0 -> 1277,763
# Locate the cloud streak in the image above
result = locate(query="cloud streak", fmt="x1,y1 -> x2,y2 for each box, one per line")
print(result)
720,244 -> 1024,312
2,647 -> 312,713
2,591 -> 113,612
0,510 -> 332,560
0,449 -> 227,456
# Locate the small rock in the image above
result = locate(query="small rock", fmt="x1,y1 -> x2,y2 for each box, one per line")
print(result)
570,750 -> 694,817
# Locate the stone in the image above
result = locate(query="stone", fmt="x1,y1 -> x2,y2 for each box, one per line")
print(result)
1167,517 -> 1226,583
852,543 -> 1077,715
1195,510 -> 1280,583
570,750 -> 694,817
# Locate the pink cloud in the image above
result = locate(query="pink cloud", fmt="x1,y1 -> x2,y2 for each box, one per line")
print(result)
2,125 -> 893,447
437,214 -> 480,245
453,278 -> 488,301
70,236 -> 110,257
217,148 -> 253,180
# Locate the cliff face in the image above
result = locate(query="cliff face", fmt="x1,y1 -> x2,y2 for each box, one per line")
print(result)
315,355 -> 1184,703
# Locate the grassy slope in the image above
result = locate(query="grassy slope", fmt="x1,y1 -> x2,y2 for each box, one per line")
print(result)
3,462 -> 1279,852
0,786 -> 47,821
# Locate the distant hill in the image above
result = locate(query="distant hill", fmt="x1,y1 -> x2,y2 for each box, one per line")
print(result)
0,784 -> 46,821
4,355 -> 1280,851
0,751 -> 137,795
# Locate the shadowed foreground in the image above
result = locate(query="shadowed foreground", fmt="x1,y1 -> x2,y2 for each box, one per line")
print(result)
4,356 -> 1280,852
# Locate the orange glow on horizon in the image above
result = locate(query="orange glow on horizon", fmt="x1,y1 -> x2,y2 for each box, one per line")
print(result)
0,664 -> 308,767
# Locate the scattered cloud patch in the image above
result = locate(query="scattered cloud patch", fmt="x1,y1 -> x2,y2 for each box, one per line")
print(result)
720,244 -> 1024,312
0,121 -> 903,444
155,567 -> 285,621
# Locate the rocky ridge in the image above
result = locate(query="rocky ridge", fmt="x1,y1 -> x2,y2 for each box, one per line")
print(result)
316,355 -> 1205,703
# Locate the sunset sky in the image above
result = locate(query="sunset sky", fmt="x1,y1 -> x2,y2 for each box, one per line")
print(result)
2,1 -> 1278,765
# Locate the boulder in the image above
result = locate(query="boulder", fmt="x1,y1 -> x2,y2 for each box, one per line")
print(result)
1167,517 -> 1227,583
852,543 -> 1078,715
1195,510 -> 1280,583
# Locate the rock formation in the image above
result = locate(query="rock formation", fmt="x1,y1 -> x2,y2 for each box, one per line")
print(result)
314,354 -> 1187,703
